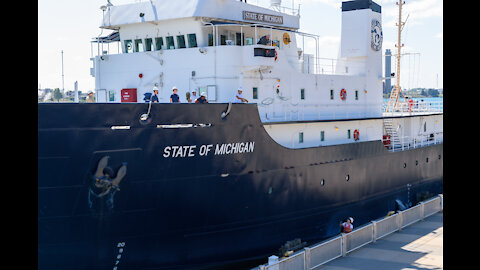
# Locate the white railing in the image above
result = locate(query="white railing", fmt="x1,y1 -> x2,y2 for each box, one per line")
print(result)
256,194 -> 443,270
382,131 -> 443,152
382,100 -> 443,116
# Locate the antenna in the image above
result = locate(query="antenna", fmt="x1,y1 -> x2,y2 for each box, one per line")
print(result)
386,1 -> 407,113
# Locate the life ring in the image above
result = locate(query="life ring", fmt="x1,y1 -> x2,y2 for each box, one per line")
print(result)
275,50 -> 278,61
353,129 -> 359,141
340,89 -> 347,100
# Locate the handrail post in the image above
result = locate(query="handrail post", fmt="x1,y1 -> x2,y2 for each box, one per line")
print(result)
372,220 -> 377,243
304,247 -> 311,270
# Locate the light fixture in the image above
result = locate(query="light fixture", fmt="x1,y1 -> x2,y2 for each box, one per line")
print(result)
335,126 -> 339,131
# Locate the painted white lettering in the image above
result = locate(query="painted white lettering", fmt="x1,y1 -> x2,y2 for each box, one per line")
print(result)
249,142 -> 255,152
163,146 -> 171,158
215,144 -> 226,155
188,145 -> 196,157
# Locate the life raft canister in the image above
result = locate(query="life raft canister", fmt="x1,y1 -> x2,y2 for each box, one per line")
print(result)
340,89 -> 347,100
353,129 -> 360,141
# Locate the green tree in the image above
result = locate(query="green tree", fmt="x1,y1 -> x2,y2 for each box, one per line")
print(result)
53,88 -> 63,102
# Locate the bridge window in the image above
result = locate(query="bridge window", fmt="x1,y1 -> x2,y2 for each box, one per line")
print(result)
145,38 -> 154,51
299,132 -> 304,143
177,35 -> 186,49
355,90 -> 359,100
330,89 -> 334,100
155,37 -> 164,50
300,89 -> 305,100
124,40 -> 133,53
187,34 -> 197,48
166,36 -> 175,49
135,39 -> 144,52
347,129 -> 351,139
320,131 -> 325,141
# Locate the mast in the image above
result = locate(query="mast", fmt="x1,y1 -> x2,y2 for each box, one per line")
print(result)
386,0 -> 407,112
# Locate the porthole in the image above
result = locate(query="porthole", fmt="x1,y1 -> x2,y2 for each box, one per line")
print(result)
403,163 -> 407,168
320,179 -> 325,186
415,160 -> 418,166
438,155 -> 441,160
426,157 -> 429,163
346,174 -> 350,181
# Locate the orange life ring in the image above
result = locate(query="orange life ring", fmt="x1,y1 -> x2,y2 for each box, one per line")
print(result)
353,129 -> 359,141
340,89 -> 347,100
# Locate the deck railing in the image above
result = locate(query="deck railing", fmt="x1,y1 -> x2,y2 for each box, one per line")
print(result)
256,194 -> 443,270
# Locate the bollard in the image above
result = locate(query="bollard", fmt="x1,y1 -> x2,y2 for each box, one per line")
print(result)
341,233 -> 347,257
439,194 -> 443,210
267,255 -> 279,270
397,211 -> 403,231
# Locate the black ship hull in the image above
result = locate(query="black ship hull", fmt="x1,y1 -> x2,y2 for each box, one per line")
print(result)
38,103 -> 443,269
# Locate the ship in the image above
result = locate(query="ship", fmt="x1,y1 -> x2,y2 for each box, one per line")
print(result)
38,0 -> 443,269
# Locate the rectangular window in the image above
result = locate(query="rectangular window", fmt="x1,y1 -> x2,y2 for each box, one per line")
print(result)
166,36 -> 175,49
300,89 -> 305,100
299,132 -> 304,143
145,38 -> 153,51
108,90 -> 115,102
253,87 -> 258,99
330,89 -> 334,100
245,37 -> 253,45
220,35 -> 226,45
124,40 -> 133,53
177,35 -> 186,49
320,131 -> 325,142
347,129 -> 351,139
355,90 -> 359,100
208,34 -> 214,46
155,37 -> 164,50
187,34 -> 197,48
236,32 -> 244,46
134,39 -> 144,52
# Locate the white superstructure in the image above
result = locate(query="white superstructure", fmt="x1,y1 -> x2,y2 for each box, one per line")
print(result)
90,0 -> 442,149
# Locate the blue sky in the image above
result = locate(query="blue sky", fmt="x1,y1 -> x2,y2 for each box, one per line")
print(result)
38,0 -> 442,92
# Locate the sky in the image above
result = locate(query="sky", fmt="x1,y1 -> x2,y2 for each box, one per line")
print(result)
38,0 -> 442,93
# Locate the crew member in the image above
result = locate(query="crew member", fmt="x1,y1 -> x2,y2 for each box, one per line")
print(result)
234,87 -> 248,103
170,86 -> 180,103
151,86 -> 159,103
195,92 -> 208,104
189,89 -> 198,103
86,92 -> 95,103
340,217 -> 354,233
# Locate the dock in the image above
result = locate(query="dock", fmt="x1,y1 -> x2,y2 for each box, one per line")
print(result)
255,195 -> 443,270
317,211 -> 442,270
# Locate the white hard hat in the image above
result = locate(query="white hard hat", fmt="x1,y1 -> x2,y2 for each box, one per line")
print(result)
192,89 -> 197,92
153,86 -> 159,91
349,217 -> 354,223
200,92 -> 207,96
172,86 -> 178,90
238,87 -> 243,91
